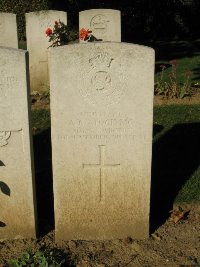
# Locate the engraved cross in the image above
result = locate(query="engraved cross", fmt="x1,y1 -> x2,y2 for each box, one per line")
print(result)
83,145 -> 120,202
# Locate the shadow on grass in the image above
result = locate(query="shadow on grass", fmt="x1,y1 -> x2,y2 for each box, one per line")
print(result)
149,39 -> 200,62
33,128 -> 54,237
150,122 -> 200,232
146,39 -> 200,83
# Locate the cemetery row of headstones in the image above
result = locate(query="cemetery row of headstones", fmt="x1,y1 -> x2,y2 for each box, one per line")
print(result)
0,9 -> 121,92
0,9 -> 155,242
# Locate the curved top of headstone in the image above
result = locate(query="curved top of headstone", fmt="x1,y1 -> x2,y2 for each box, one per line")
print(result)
0,45 -> 25,53
0,12 -> 16,16
48,42 -> 154,109
79,8 -> 120,13
25,10 -> 67,16
79,9 -> 121,42
49,42 -> 154,54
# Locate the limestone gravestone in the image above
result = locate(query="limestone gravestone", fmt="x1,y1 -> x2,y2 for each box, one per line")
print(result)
0,47 -> 37,239
26,10 -> 67,92
79,9 -> 121,42
0,13 -> 18,48
49,43 -> 155,240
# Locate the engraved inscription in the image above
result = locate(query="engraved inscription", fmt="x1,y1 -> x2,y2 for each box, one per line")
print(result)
89,52 -> 113,68
40,18 -> 53,34
91,71 -> 111,91
0,132 -> 11,147
90,14 -> 109,34
0,71 -> 18,108
55,112 -> 135,141
0,130 -> 22,147
83,145 -> 120,202
80,50 -> 125,106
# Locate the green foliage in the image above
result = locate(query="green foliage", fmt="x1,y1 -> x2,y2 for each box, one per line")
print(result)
46,20 -> 78,47
155,60 -> 192,99
175,166 -> 200,203
7,247 -> 66,267
0,0 -> 49,41
31,109 -> 51,132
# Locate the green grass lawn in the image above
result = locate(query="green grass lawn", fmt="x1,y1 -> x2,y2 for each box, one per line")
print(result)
153,104 -> 200,205
153,39 -> 200,86
31,104 -> 200,206
155,55 -> 200,87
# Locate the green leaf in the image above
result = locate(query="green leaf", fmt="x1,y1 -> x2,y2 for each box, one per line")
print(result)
7,259 -> 20,267
21,251 -> 30,262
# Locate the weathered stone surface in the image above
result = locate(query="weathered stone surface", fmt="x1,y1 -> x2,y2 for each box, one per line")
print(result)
26,10 -> 67,92
49,43 -> 154,240
79,9 -> 121,42
0,47 -> 37,239
0,13 -> 18,48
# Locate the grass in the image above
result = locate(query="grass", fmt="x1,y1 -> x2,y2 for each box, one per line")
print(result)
31,104 -> 200,207
155,56 -> 200,85
153,104 -> 200,206
31,109 -> 51,132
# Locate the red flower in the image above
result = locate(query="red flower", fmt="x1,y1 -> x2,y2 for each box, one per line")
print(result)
79,28 -> 91,40
185,70 -> 193,77
45,28 -> 52,37
160,64 -> 166,69
170,59 -> 177,67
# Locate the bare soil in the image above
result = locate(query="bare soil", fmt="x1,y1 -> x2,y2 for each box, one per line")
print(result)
154,93 -> 200,106
0,205 -> 200,266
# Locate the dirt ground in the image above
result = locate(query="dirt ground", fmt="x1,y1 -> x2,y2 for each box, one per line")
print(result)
0,205 -> 200,266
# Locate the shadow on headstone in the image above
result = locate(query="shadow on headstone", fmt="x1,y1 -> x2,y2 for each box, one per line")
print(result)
0,221 -> 6,227
150,123 -> 200,232
33,128 -> 54,237
0,160 -> 9,228
0,181 -> 11,196
0,160 -> 5,166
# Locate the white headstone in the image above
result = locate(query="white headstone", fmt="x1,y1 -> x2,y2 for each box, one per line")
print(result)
79,9 -> 121,42
26,10 -> 67,92
0,13 -> 18,48
0,47 -> 37,239
49,43 -> 155,241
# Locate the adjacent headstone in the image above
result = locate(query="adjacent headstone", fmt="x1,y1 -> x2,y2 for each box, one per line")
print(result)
26,10 -> 67,92
49,43 -> 155,240
79,9 -> 121,42
0,13 -> 18,48
0,47 -> 37,239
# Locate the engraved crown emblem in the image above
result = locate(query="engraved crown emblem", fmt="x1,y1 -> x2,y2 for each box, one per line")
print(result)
89,52 -> 113,68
